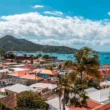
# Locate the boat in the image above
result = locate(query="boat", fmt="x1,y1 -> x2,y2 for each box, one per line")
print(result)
67,55 -> 73,58
104,56 -> 109,59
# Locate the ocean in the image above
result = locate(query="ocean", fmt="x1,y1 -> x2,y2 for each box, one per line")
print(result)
16,52 -> 110,66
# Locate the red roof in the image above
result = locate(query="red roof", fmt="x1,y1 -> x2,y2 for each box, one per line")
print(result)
92,102 -> 110,110
9,71 -> 31,77
20,74 -> 43,81
107,69 -> 110,74
0,94 -> 17,108
33,69 -> 58,75
70,99 -> 101,110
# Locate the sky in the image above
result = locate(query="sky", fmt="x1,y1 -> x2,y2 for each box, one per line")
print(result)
0,0 -> 110,52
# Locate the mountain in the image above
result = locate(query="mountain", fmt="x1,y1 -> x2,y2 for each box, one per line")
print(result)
0,35 -> 77,53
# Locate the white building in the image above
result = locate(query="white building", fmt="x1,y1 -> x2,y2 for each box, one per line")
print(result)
30,83 -> 57,91
46,97 -> 69,110
30,83 -> 57,98
86,87 -> 110,103
5,84 -> 36,95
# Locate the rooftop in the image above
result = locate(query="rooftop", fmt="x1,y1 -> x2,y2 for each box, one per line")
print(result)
5,84 -> 35,93
33,69 -> 58,75
0,94 -> 17,108
70,99 -> 101,110
30,83 -> 57,90
8,70 -> 31,77
20,74 -> 43,81
9,67 -> 29,72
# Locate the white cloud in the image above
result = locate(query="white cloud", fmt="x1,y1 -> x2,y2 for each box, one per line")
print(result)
0,12 -> 110,47
32,5 -> 44,9
43,11 -> 63,16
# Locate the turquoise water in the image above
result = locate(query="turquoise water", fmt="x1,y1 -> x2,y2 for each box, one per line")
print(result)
16,52 -> 110,66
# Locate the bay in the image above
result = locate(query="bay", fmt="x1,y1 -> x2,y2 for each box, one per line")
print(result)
16,52 -> 110,66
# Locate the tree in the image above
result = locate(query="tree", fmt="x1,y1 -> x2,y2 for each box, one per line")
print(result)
43,55 -> 50,59
0,101 -> 11,110
74,47 -> 101,85
63,61 -> 73,68
24,54 -> 27,57
45,65 -> 53,70
0,49 -> 5,57
37,53 -> 42,58
56,71 -> 76,110
6,53 -> 16,59
17,91 -> 47,110
25,80 -> 36,86
30,55 -> 34,64
69,84 -> 89,107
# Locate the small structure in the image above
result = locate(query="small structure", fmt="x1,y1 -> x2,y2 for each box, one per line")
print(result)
0,69 -> 9,79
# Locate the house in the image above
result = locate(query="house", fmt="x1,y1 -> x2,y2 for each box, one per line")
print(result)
46,97 -> 65,110
4,84 -> 36,95
0,94 -> 17,109
70,99 -> 101,110
33,69 -> 58,79
9,67 -> 29,72
0,69 -> 9,79
20,73 -> 43,81
9,64 -> 25,68
85,88 -> 97,93
92,102 -> 110,110
8,70 -> 31,78
86,87 -> 110,103
30,83 -> 57,91
47,96 -> 110,110
30,83 -> 57,98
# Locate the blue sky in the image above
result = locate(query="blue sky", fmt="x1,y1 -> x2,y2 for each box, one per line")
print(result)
0,0 -> 110,51
0,0 -> 110,19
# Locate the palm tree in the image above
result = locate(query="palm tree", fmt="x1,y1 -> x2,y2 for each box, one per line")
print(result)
63,61 -> 73,68
30,55 -> 34,64
74,47 -> 101,85
57,71 -> 76,110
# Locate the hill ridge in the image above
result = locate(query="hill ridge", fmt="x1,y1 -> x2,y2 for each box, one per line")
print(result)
0,35 -> 77,53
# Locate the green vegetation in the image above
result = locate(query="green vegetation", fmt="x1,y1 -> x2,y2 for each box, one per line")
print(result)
56,72 -> 76,110
0,101 -> 10,110
43,55 -> 50,59
56,47 -> 101,110
74,47 -> 101,84
35,53 -> 42,59
0,91 -> 48,110
63,60 -> 73,68
45,66 -> 53,70
5,53 -> 16,59
0,49 -> 5,57
42,54 -> 57,60
0,35 -> 77,53
25,80 -> 37,86
17,91 -> 47,110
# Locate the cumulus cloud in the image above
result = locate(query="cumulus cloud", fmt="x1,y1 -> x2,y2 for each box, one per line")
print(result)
0,12 -> 110,47
32,5 -> 44,9
43,11 -> 63,16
